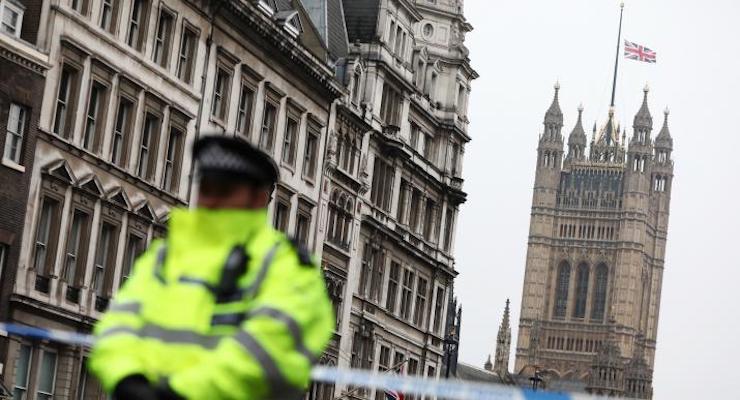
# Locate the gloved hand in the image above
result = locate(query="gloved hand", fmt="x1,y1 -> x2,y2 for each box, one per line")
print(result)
156,379 -> 185,400
113,375 -> 158,400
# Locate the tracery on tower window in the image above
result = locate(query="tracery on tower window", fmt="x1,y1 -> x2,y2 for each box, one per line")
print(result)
553,261 -> 571,318
591,264 -> 609,321
573,263 -> 590,319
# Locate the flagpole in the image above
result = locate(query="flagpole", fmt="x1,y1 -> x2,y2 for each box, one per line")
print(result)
610,2 -> 625,108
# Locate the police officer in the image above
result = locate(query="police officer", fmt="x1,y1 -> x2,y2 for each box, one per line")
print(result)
89,136 -> 335,400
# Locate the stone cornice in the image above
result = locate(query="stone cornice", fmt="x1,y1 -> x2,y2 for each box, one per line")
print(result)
0,35 -> 49,75
224,0 -> 344,99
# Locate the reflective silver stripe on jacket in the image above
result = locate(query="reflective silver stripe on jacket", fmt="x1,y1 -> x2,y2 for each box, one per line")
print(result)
100,323 -> 304,397
99,326 -> 138,338
247,307 -> 318,363
108,301 -> 142,314
139,325 -> 222,348
233,330 -> 303,398
100,324 -> 221,348
240,242 -> 282,299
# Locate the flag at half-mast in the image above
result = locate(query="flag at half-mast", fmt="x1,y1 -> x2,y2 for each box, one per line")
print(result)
624,40 -> 656,63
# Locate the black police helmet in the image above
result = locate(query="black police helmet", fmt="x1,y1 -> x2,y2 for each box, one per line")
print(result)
192,135 -> 280,189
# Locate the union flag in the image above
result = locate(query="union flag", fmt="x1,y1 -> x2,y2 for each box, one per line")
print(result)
624,40 -> 657,63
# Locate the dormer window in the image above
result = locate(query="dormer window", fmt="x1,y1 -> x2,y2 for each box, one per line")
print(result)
0,0 -> 24,38
288,14 -> 302,33
257,0 -> 277,16
275,11 -> 301,38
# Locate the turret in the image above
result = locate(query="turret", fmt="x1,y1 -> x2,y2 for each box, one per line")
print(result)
654,108 -> 673,164
632,85 -> 654,145
651,108 -> 674,213
627,85 -> 655,174
566,104 -> 588,163
534,83 -> 565,207
624,335 -> 653,399
624,87 -> 656,200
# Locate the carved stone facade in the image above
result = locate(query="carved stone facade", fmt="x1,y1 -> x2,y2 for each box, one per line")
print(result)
313,1 -> 477,399
513,84 -> 674,398
0,0 -> 342,398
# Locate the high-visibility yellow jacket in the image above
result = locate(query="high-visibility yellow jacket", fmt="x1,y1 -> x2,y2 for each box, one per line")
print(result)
89,208 -> 335,400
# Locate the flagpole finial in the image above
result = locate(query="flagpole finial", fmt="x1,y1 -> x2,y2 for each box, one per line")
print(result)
620,1 -> 625,9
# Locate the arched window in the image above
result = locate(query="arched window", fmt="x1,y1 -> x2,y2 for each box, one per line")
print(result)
327,190 -> 354,250
573,263 -> 589,318
591,264 -> 609,321
338,132 -> 359,175
553,262 -> 571,318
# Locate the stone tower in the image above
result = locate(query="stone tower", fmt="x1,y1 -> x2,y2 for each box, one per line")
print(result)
514,84 -> 674,399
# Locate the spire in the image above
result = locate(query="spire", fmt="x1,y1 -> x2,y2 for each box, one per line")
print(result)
502,298 -> 511,329
493,299 -> 512,377
544,81 -> 563,126
655,107 -> 673,149
568,104 -> 587,145
633,84 -> 653,129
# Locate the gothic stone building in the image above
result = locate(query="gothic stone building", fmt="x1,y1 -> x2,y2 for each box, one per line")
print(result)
514,84 -> 674,399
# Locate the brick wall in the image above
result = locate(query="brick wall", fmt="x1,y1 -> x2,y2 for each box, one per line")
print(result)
0,54 -> 45,362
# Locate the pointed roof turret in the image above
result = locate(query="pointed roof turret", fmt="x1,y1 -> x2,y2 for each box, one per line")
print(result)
544,81 -> 563,126
492,299 -> 512,376
484,355 -> 493,371
633,84 -> 653,129
501,298 -> 511,330
568,104 -> 588,146
597,107 -> 620,146
655,107 -> 674,149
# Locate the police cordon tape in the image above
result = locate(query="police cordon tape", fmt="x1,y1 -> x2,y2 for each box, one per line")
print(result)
0,322 -> 604,400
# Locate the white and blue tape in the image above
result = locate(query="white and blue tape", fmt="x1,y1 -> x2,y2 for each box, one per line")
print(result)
0,322 -> 603,400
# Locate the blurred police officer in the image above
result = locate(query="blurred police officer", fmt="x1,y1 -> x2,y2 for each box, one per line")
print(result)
89,135 -> 335,400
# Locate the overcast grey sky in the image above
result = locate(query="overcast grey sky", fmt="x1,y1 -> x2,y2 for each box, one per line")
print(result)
455,1 -> 740,398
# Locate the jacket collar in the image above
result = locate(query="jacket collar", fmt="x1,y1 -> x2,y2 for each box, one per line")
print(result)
167,207 -> 268,249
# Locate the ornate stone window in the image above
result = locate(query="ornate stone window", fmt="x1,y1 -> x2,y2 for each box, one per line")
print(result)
152,6 -> 175,68
591,264 -> 609,321
3,102 -> 27,166
327,190 -> 353,250
161,109 -> 188,193
177,23 -> 199,84
110,78 -> 139,168
553,261 -> 571,318
573,263 -> 590,318
127,0 -> 150,51
99,0 -> 120,34
0,0 -> 24,37
359,241 -> 385,303
33,163 -> 74,293
370,157 -> 394,212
